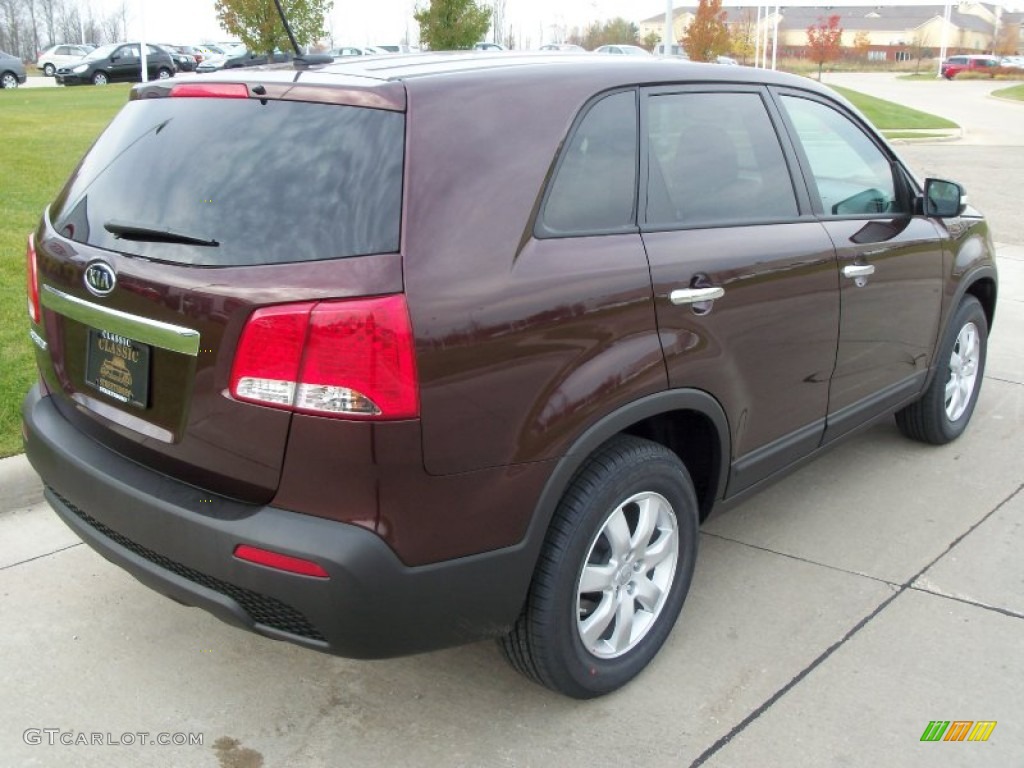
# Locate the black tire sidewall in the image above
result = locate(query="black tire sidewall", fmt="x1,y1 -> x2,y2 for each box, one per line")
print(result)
933,297 -> 988,441
543,444 -> 698,697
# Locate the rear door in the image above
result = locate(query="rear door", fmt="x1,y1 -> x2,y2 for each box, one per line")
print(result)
774,90 -> 943,442
640,86 -> 840,493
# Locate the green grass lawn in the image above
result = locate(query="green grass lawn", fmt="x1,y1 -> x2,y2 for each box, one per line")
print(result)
0,85 -> 130,457
827,85 -> 959,130
993,83 -> 1024,101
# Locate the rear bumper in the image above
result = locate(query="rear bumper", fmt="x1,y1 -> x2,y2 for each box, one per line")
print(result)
22,384 -> 534,658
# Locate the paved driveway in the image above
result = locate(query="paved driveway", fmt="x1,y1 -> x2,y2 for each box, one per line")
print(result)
1,73 -> 1022,768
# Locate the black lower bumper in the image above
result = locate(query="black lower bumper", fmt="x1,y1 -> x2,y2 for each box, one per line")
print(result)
22,385 -> 533,658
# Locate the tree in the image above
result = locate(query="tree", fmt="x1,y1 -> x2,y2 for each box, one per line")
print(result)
683,0 -> 730,63
729,8 -> 757,65
414,0 -> 491,51
852,29 -> 870,62
994,22 -> 1019,57
569,17 -> 638,50
908,32 -> 932,74
215,0 -> 332,59
806,14 -> 842,81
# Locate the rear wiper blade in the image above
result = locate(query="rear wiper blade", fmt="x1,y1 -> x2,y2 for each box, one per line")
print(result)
104,220 -> 220,247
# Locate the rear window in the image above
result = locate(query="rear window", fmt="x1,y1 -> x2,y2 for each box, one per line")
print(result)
50,97 -> 404,266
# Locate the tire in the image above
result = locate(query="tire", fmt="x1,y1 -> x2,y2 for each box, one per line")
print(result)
92,71 -> 108,86
1,71 -> 18,89
43,63 -> 55,77
500,435 -> 699,698
896,295 -> 987,445
157,67 -> 172,80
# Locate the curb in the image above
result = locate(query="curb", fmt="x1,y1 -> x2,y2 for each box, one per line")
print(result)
0,453 -> 43,515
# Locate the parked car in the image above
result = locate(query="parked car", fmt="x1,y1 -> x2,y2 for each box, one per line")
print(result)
197,48 -> 291,72
36,44 -> 91,77
474,42 -> 506,51
156,44 -> 198,72
1000,55 -> 1024,68
24,53 -> 997,699
716,54 -> 739,65
652,43 -> 689,58
593,44 -> 652,55
373,44 -> 418,53
55,42 -> 175,85
0,49 -> 26,88
329,46 -> 387,58
941,54 -> 1000,78
539,43 -> 586,52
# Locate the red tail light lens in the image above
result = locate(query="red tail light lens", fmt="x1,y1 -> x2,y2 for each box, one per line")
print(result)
234,545 -> 329,578
26,233 -> 41,325
230,295 -> 419,420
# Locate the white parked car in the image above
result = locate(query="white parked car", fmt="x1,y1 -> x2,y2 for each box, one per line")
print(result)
593,44 -> 651,56
36,44 -> 90,77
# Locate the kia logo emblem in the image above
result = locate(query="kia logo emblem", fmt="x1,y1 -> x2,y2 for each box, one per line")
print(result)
84,262 -> 116,297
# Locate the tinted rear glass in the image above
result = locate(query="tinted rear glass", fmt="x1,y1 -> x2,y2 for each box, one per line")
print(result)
50,98 -> 404,266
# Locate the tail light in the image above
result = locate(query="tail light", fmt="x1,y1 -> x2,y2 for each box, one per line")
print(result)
234,545 -> 329,578
26,233 -> 41,325
230,295 -> 419,420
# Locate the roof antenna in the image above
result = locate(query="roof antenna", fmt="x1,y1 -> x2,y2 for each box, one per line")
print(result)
272,0 -> 333,68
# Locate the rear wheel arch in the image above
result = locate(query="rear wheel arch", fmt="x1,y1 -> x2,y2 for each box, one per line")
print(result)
525,390 -> 730,559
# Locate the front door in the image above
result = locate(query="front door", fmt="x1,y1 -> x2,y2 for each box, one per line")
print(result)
775,91 -> 944,442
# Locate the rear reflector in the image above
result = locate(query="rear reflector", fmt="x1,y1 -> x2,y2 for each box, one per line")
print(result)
26,233 -> 41,325
234,545 -> 329,578
170,82 -> 249,99
230,295 -> 419,420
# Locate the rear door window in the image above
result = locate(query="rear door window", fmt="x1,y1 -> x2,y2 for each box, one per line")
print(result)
50,98 -> 404,266
645,90 -> 799,227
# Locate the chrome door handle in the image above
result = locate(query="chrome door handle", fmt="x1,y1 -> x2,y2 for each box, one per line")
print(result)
670,287 -> 725,305
842,264 -> 875,279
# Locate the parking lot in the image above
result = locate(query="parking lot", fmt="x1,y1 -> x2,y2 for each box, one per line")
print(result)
1,74 -> 1022,767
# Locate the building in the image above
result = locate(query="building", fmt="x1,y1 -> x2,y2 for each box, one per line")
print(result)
639,3 -> 1019,62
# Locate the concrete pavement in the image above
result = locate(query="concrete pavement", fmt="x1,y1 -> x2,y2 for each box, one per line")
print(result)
1,78 -> 1022,768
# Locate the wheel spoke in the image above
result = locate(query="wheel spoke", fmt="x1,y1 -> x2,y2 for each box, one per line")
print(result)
603,508 -> 632,560
630,495 -> 659,553
579,593 -> 616,649
633,576 -> 663,612
579,563 -> 615,593
643,527 -> 677,568
608,593 -> 636,653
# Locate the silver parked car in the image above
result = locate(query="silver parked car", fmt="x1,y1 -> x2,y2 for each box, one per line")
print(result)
36,44 -> 90,77
0,49 -> 26,88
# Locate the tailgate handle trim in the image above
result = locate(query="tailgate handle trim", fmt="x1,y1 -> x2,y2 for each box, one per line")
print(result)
41,285 -> 201,357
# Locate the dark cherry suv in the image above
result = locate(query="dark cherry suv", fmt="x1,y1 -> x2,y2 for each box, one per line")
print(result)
23,53 -> 997,698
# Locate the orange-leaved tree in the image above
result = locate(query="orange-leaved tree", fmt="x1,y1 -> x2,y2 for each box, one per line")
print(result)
683,0 -> 730,63
806,14 -> 843,81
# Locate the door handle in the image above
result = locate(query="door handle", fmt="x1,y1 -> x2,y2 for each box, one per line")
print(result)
670,287 -> 725,305
842,264 -> 875,279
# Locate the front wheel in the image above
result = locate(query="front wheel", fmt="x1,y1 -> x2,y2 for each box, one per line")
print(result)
92,71 -> 108,86
43,63 -> 55,77
1,71 -> 19,89
156,67 -> 172,80
896,295 -> 987,444
500,435 -> 699,698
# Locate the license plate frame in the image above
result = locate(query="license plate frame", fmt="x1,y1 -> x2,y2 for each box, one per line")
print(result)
84,328 -> 151,409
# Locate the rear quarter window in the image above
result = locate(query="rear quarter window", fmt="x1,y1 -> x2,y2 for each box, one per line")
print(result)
50,98 -> 404,266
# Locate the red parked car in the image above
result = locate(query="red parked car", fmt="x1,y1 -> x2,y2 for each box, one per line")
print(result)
23,53 -> 997,698
941,54 -> 1000,78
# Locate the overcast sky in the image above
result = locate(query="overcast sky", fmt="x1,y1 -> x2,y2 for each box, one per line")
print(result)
119,0 -> 1020,48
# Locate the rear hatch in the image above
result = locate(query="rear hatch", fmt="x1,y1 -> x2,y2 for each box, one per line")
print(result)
28,79 -> 406,503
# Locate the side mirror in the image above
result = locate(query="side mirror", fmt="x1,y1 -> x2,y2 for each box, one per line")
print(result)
924,178 -> 966,218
